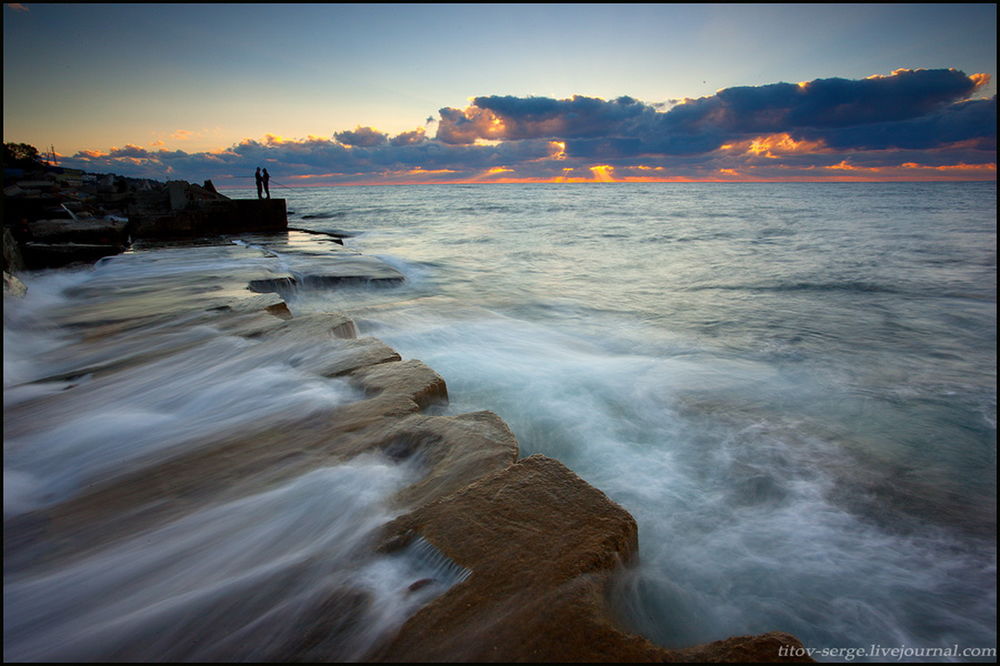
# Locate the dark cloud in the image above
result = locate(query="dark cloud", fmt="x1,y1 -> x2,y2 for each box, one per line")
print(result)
437,69 -> 992,156
53,69 -> 995,184
390,128 -> 427,146
796,95 -> 996,151
107,144 -> 152,158
333,126 -> 389,147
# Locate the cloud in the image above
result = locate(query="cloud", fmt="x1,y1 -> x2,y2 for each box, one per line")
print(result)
6,3 -> 29,11
334,126 -> 389,147
435,95 -> 651,145
437,68 -> 992,158
107,144 -> 151,158
53,69 -> 995,185
390,127 -> 427,146
797,95 -> 996,151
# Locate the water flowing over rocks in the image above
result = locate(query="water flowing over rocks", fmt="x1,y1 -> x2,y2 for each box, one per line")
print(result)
3,233 -> 811,662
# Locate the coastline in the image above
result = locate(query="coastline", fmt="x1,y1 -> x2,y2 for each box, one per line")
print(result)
3,224 -> 813,661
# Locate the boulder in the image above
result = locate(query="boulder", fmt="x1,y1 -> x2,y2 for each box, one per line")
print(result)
373,455 -> 814,662
372,454 -> 659,662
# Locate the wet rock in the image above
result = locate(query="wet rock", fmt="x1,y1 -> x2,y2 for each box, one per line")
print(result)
3,236 -> 813,662
673,631 -> 814,662
3,226 -> 26,272
250,311 -> 359,340
372,454 -> 656,662
28,218 -> 129,245
21,242 -> 125,269
248,276 -> 296,293
351,358 -> 448,409
381,411 -> 519,509
4,270 -> 27,297
299,254 -> 405,286
373,455 -> 813,662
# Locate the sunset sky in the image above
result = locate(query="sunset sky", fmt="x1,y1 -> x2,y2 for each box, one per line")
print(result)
3,3 -> 996,186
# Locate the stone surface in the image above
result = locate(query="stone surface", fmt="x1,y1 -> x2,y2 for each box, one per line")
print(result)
371,454 -> 656,662
373,454 -> 813,662
20,241 -> 125,269
3,226 -> 26,272
673,631 -> 814,663
3,237 -> 813,663
4,270 -> 27,296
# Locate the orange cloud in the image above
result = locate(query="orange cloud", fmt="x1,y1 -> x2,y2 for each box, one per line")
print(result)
263,133 -> 290,145
901,162 -> 996,172
969,72 -> 992,91
589,165 -> 615,182
406,168 -> 458,175
721,133 -> 828,158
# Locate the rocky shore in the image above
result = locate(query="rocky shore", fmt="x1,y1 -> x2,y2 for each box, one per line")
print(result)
3,164 -> 286,271
3,193 -> 812,660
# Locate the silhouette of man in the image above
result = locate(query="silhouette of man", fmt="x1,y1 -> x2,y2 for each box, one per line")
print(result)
262,168 -> 271,199
255,167 -> 263,199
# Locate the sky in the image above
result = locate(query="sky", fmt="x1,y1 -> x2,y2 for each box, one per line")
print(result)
3,3 -> 996,186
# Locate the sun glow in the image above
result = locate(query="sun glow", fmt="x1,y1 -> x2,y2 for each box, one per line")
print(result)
589,165 -> 615,182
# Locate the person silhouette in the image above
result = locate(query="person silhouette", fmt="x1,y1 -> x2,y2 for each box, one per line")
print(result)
255,167 -> 263,199
262,168 -> 271,199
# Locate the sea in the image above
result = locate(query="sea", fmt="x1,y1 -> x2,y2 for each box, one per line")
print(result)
4,181 -> 996,661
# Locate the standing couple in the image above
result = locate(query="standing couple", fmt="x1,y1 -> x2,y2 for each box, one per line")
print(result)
255,167 -> 270,199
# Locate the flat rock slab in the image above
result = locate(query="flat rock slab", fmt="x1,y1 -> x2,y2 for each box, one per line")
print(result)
374,454 -> 813,662
28,218 -> 129,242
237,231 -> 406,290
374,454 -> 663,662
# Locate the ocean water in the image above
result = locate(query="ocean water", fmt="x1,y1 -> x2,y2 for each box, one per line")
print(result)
264,181 -> 997,657
5,181 -> 996,660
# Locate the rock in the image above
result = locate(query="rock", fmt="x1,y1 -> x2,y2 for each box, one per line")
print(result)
673,631 -> 815,662
299,254 -> 405,286
380,411 -> 520,509
3,226 -> 26,272
351,358 -> 449,409
248,276 -> 297,294
96,174 -> 116,194
20,242 -> 125,269
27,218 -> 129,245
167,180 -> 188,210
373,455 -> 814,662
372,454 -> 659,662
250,311 -> 359,341
4,270 -> 27,297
